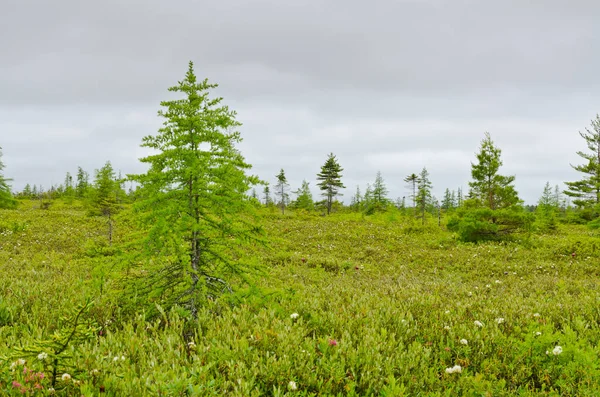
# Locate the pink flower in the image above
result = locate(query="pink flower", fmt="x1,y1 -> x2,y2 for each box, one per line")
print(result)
12,381 -> 22,389
328,339 -> 338,346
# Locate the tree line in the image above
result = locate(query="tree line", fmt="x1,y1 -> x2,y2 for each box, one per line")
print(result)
1,62 -> 600,317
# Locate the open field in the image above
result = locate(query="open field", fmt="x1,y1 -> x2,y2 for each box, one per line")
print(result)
1,202 -> 600,396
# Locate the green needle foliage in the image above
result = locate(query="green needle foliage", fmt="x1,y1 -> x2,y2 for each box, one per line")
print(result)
125,61 -> 265,318
274,169 -> 289,214
564,114 -> 600,214
4,299 -> 98,389
87,161 -> 123,245
0,147 -> 17,209
316,153 -> 345,215
449,133 -> 530,242
404,173 -> 419,215
416,167 -> 433,224
291,180 -> 314,211
469,132 -> 519,210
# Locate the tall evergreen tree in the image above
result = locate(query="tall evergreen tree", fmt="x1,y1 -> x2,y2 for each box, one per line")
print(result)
274,169 -> 290,214
404,173 -> 419,214
469,132 -> 519,209
564,115 -> 600,209
0,147 -> 17,209
127,61 -> 264,318
416,167 -> 433,224
316,153 -> 345,215
457,187 -> 463,207
76,167 -> 89,198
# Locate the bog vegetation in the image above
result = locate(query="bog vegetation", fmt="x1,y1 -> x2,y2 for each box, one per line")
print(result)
1,63 -> 600,396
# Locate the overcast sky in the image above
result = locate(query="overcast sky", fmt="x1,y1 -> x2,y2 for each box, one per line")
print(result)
2,0 -> 599,204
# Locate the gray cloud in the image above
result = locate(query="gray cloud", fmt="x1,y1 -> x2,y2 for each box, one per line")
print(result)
1,0 -> 599,204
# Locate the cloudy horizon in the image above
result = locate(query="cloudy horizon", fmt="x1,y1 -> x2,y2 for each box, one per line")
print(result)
2,0 -> 599,205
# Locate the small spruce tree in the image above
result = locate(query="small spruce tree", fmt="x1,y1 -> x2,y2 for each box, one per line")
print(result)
316,153 -> 345,215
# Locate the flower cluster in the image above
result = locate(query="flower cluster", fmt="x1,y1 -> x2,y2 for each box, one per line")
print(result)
445,365 -> 462,374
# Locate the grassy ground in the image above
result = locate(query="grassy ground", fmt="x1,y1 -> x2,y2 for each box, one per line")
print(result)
1,202 -> 600,396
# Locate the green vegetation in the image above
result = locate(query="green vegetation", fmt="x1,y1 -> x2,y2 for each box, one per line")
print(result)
2,64 -> 600,396
1,202 -> 600,395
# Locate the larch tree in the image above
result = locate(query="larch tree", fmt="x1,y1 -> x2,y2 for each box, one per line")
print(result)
274,168 -> 290,214
88,161 -> 122,245
564,115 -> 600,210
292,180 -> 314,211
127,61 -> 264,319
0,147 -> 17,209
536,181 -> 558,231
468,132 -> 519,209
316,153 -> 345,215
416,167 -> 433,224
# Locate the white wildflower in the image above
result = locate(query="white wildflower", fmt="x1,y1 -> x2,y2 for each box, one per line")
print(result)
552,346 -> 563,355
61,373 -> 71,382
188,341 -> 196,350
445,365 -> 462,374
495,280 -> 501,284
460,339 -> 468,345
288,380 -> 298,390
533,313 -> 541,317
290,313 -> 300,320
444,325 -> 451,331
496,318 -> 505,324
10,359 -> 26,369
486,284 -> 491,288
535,331 -> 542,336
37,352 -> 48,361
47,388 -> 55,395
474,320 -> 483,328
